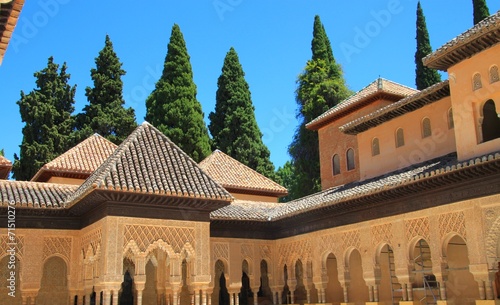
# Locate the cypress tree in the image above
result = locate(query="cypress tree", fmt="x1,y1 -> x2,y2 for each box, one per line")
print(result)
275,161 -> 297,203
473,0 -> 490,25
76,35 -> 137,144
145,24 -> 211,162
415,2 -> 441,90
289,15 -> 351,199
12,57 -> 76,180
209,47 -> 276,179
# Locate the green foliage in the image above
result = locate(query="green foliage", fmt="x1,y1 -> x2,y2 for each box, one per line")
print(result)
76,35 -> 137,144
289,15 -> 351,199
473,0 -> 490,25
0,149 -> 4,157
145,24 -> 211,162
12,57 -> 76,180
275,161 -> 298,203
209,47 -> 276,179
415,2 -> 441,90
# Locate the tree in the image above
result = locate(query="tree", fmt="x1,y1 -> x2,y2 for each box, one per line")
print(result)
473,0 -> 490,25
76,35 -> 137,144
12,57 -> 76,180
415,1 -> 441,90
275,161 -> 297,203
289,15 -> 351,199
209,47 -> 276,179
145,24 -> 211,162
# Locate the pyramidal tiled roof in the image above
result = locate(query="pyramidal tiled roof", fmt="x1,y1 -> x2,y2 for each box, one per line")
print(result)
199,150 -> 288,196
307,78 -> 418,130
31,134 -> 118,182
0,155 -> 12,179
66,122 -> 233,206
0,180 -> 77,209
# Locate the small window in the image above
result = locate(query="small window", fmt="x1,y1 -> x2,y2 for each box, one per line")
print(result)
448,108 -> 454,129
481,100 -> 500,142
421,117 -> 432,138
332,154 -> 340,176
473,73 -> 482,91
490,66 -> 499,83
372,138 -> 380,156
346,148 -> 355,171
395,128 -> 405,148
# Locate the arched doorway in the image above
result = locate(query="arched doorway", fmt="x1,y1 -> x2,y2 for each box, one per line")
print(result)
411,239 -> 438,303
445,235 -> 478,304
481,100 -> 500,142
257,260 -> 273,305
282,265 -> 290,304
37,256 -> 69,305
346,249 -> 368,303
240,260 -> 252,305
294,260 -> 307,304
143,259 -> 158,305
213,260 -> 229,305
325,253 -> 343,304
120,258 -> 135,305
377,244 -> 401,303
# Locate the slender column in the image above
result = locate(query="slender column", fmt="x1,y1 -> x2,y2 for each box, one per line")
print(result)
342,285 -> 349,303
368,285 -> 374,302
85,291 -> 91,305
22,295 -> 28,305
486,280 -> 495,300
112,290 -> 119,305
202,290 -> 207,305
235,292 -> 240,305
135,282 -> 145,305
373,284 -> 379,302
401,283 -> 408,301
103,290 -> 111,305
95,289 -> 101,305
407,282 -> 414,301
440,280 -> 447,300
306,288 -> 311,303
277,290 -> 282,305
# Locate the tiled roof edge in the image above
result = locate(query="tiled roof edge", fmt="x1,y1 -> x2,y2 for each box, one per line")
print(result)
339,80 -> 449,135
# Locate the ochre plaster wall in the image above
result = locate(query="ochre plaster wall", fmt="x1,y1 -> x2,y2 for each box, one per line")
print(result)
47,176 -> 86,185
448,44 -> 500,161
231,192 -> 279,203
357,97 -> 456,180
318,99 -> 394,190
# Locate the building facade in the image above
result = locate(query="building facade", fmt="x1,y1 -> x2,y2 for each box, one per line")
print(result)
2,7 -> 500,305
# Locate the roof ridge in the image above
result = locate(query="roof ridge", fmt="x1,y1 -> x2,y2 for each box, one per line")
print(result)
66,122 -> 233,207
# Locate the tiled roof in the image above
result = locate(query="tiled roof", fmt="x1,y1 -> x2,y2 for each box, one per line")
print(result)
0,180 -> 77,209
0,155 -> 12,179
340,80 -> 450,135
211,200 -> 284,221
0,0 -> 24,65
307,78 -> 418,130
211,151 -> 500,222
423,11 -> 500,70
31,134 -> 118,182
199,150 -> 288,196
66,122 -> 233,206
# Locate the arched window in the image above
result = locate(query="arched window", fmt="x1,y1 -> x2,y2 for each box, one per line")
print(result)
421,117 -> 432,138
473,73 -> 482,91
490,65 -> 499,83
481,100 -> 500,142
346,148 -> 355,171
448,108 -> 454,129
395,128 -> 405,148
332,154 -> 340,176
372,138 -> 380,156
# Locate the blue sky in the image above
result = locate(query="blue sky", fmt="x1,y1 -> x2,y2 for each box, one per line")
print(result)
1,1 -> 498,172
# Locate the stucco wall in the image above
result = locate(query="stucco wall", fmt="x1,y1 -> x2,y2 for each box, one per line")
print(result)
448,44 -> 500,161
357,97 -> 456,180
317,99 -> 394,190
